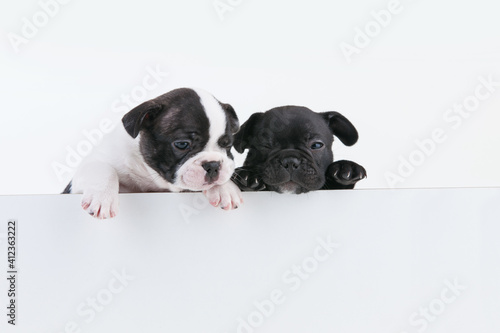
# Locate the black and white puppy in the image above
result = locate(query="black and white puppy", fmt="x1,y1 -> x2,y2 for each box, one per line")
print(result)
231,106 -> 366,194
63,88 -> 243,219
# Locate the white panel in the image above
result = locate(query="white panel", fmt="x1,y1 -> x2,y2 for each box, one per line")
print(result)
1,188 -> 499,332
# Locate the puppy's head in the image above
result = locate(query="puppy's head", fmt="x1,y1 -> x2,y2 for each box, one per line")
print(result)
122,88 -> 239,191
234,106 -> 357,194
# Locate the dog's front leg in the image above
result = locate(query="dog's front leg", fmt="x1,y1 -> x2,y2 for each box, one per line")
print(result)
323,160 -> 367,189
71,161 -> 120,219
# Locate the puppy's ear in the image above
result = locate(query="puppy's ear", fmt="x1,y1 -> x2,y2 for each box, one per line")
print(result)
233,112 -> 264,153
321,111 -> 358,146
219,102 -> 240,134
122,101 -> 163,138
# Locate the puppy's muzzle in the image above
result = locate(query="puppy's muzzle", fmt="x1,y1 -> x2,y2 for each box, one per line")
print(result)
202,161 -> 221,183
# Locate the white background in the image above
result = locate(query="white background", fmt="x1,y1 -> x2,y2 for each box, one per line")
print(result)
1,0 -> 500,194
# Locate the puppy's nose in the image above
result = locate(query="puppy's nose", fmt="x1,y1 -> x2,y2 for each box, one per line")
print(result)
281,157 -> 301,170
202,161 -> 221,182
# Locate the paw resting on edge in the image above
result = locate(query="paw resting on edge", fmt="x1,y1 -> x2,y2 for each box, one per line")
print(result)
231,167 -> 267,191
81,189 -> 119,219
203,181 -> 243,210
326,160 -> 367,186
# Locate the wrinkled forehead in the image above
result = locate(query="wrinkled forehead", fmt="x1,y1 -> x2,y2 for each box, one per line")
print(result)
156,106 -> 209,135
154,107 -> 209,137
154,90 -> 229,139
261,111 -> 331,143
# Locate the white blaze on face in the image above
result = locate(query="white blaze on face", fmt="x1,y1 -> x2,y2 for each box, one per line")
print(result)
173,88 -> 235,191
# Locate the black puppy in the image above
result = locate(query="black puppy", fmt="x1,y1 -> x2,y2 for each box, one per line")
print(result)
232,106 -> 366,193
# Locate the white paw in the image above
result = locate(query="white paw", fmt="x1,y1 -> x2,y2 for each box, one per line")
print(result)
81,189 -> 119,219
203,181 -> 243,210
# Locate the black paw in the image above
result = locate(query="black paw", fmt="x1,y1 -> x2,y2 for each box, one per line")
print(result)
231,168 -> 267,191
326,160 -> 367,186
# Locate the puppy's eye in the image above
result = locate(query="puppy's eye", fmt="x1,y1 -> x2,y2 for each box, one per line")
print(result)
311,142 -> 324,150
257,142 -> 273,150
218,135 -> 232,149
173,141 -> 191,150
